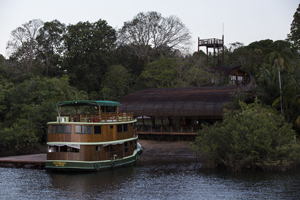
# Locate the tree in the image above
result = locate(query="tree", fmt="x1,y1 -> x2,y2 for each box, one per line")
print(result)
36,20 -> 66,76
7,19 -> 44,72
288,4 -> 300,49
0,75 -> 87,156
141,55 -> 214,88
101,65 -> 131,101
264,41 -> 295,114
63,19 -> 116,94
191,99 -> 300,172
118,11 -> 191,67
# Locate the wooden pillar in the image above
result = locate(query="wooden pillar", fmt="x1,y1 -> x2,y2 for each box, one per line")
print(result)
222,35 -> 225,66
236,70 -> 239,85
198,37 -> 200,67
206,47 -> 209,68
142,115 -> 148,131
213,38 -> 216,67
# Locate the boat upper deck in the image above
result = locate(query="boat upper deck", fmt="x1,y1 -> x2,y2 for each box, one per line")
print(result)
50,100 -> 134,124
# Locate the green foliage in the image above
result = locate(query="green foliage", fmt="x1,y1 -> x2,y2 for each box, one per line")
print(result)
0,75 -> 87,156
141,55 -> 214,88
191,99 -> 300,172
62,19 -> 116,94
288,4 -> 300,49
255,63 -> 300,132
102,65 -> 131,101
36,19 -> 66,77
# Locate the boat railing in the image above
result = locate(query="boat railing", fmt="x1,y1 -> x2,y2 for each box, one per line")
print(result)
59,113 -> 134,123
199,38 -> 223,45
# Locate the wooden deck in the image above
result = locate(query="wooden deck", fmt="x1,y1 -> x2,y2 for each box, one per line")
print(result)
0,154 -> 46,168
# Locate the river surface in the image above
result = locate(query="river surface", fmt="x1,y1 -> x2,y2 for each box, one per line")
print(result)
1,163 -> 300,199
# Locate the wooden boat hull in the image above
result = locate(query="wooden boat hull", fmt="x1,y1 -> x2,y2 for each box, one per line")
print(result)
45,148 -> 143,171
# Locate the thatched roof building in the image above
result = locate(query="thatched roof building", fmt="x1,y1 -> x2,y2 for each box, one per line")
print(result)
119,86 -> 250,119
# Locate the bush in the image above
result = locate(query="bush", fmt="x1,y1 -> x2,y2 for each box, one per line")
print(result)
191,99 -> 300,172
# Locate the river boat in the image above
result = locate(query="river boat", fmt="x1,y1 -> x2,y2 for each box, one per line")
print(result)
45,100 -> 143,171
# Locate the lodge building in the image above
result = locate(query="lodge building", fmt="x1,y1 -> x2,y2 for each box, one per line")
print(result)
119,86 -> 251,140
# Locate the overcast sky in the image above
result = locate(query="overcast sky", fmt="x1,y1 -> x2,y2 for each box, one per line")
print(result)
0,0 -> 299,58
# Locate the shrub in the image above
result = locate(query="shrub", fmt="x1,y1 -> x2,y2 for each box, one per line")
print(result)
191,99 -> 300,172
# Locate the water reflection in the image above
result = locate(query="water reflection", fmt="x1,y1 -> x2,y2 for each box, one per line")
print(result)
1,163 -> 300,199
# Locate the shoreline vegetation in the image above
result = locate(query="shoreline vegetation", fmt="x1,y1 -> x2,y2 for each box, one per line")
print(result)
1,5 -> 300,172
190,99 -> 300,172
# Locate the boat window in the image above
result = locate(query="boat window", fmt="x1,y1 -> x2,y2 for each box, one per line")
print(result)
110,145 -> 116,152
58,125 -> 64,133
117,124 -> 122,133
104,145 -> 117,152
48,145 -> 79,153
48,126 -> 50,134
75,125 -> 92,134
95,145 -> 101,151
110,125 -> 114,129
123,124 -> 128,132
124,142 -> 128,153
94,126 -> 102,134
130,141 -> 133,146
48,146 -> 58,152
52,125 -> 71,134
52,125 -> 57,133
88,126 -> 92,134
64,125 -> 71,133
75,125 -> 81,133
82,126 -> 88,133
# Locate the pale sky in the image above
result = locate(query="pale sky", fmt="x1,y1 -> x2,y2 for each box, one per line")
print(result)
0,0 -> 299,58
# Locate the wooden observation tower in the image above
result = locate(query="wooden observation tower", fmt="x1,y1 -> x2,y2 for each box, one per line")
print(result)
198,35 -> 224,67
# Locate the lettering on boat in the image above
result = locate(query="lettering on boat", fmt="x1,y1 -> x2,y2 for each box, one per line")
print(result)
53,162 -> 66,166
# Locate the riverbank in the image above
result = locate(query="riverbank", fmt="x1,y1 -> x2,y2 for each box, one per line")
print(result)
138,140 -> 198,165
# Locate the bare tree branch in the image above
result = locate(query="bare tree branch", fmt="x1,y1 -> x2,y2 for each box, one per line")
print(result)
7,19 -> 43,72
118,11 -> 191,66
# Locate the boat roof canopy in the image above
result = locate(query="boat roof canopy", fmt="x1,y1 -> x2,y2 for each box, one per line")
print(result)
56,100 -> 120,108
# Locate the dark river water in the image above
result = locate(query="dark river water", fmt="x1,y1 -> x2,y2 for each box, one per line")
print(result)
1,163 -> 300,199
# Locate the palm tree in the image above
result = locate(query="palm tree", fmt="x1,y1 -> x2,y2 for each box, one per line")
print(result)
264,41 -> 295,114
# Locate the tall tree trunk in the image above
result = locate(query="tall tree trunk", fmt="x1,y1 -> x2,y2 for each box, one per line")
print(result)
278,65 -> 283,114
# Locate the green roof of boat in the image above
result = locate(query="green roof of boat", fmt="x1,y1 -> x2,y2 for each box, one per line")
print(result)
56,100 -> 120,108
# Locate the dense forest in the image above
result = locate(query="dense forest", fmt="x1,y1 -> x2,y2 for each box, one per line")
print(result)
1,5 -> 300,159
